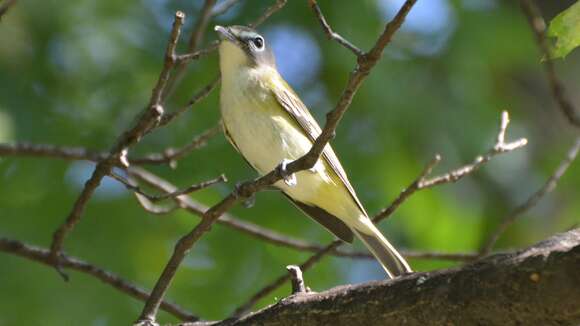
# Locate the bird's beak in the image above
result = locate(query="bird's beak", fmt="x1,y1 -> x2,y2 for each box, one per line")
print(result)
214,25 -> 236,43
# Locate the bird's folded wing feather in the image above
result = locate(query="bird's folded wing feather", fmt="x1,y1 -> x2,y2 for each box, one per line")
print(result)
270,76 -> 368,217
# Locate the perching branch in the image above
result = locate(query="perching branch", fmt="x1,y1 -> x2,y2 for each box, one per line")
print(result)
0,237 -> 198,322
183,229 -> 580,326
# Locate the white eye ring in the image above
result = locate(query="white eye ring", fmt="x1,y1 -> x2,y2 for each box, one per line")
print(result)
252,36 -> 265,51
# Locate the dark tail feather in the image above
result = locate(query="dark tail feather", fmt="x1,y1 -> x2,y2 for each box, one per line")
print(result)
353,226 -> 412,278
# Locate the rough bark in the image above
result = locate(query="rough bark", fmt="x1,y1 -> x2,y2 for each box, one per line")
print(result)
187,229 -> 580,326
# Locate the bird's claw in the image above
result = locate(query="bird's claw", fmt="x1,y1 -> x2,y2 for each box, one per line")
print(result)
242,193 -> 256,208
278,159 -> 297,187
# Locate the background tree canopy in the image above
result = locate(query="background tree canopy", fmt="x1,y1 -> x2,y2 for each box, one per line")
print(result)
1,0 -> 579,325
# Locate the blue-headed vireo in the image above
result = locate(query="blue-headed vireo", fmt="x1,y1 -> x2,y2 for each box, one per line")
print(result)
215,25 -> 411,278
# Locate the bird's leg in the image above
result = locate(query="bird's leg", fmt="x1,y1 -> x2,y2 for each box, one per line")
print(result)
277,159 -> 297,187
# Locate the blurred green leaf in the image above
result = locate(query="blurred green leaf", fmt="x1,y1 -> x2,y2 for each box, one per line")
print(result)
548,1 -> 580,59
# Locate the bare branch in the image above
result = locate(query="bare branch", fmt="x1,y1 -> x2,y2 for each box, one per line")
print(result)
0,123 -> 220,167
109,172 -> 227,202
373,154 -> 441,222
135,193 -> 180,215
519,0 -> 580,128
308,0 -> 364,57
174,45 -> 219,64
162,0 -> 217,101
0,142 -> 107,162
419,111 -> 528,188
188,0 -> 216,52
211,0 -> 241,17
0,237 -> 198,322
249,0 -> 288,28
49,11 -> 186,271
158,77 -> 221,128
480,136 -> 580,254
134,123 -> 222,166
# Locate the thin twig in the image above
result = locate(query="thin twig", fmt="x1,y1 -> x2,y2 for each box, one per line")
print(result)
135,193 -> 180,215
109,172 -> 226,202
174,45 -> 219,64
0,124 -> 220,167
308,0 -> 364,57
419,111 -> 528,188
373,155 -> 441,222
158,77 -> 221,128
211,0 -> 242,17
480,136 -> 580,254
0,142 -> 108,162
0,237 -> 198,321
49,12 -> 186,276
519,0 -> 580,128
163,0 -> 217,101
134,123 -> 222,166
231,110 -> 527,316
249,0 -> 288,28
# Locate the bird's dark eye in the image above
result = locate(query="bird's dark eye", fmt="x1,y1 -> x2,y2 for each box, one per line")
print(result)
253,36 -> 264,49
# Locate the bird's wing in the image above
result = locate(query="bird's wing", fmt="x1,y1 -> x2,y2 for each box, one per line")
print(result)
270,76 -> 368,217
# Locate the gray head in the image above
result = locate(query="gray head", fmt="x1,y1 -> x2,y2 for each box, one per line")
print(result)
214,25 -> 276,69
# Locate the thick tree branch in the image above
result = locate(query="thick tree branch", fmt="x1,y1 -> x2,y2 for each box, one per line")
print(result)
0,237 -> 198,322
184,229 -> 580,326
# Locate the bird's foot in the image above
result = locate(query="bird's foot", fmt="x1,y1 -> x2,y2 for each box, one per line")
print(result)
277,159 -> 297,187
242,192 -> 256,208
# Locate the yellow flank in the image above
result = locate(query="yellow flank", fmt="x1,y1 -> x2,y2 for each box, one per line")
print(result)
219,40 -> 370,231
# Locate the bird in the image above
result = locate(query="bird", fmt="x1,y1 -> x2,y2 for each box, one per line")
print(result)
214,25 -> 412,278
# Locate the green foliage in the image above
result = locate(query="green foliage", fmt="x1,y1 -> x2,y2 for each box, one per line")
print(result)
548,0 -> 580,58
1,1 -> 579,325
